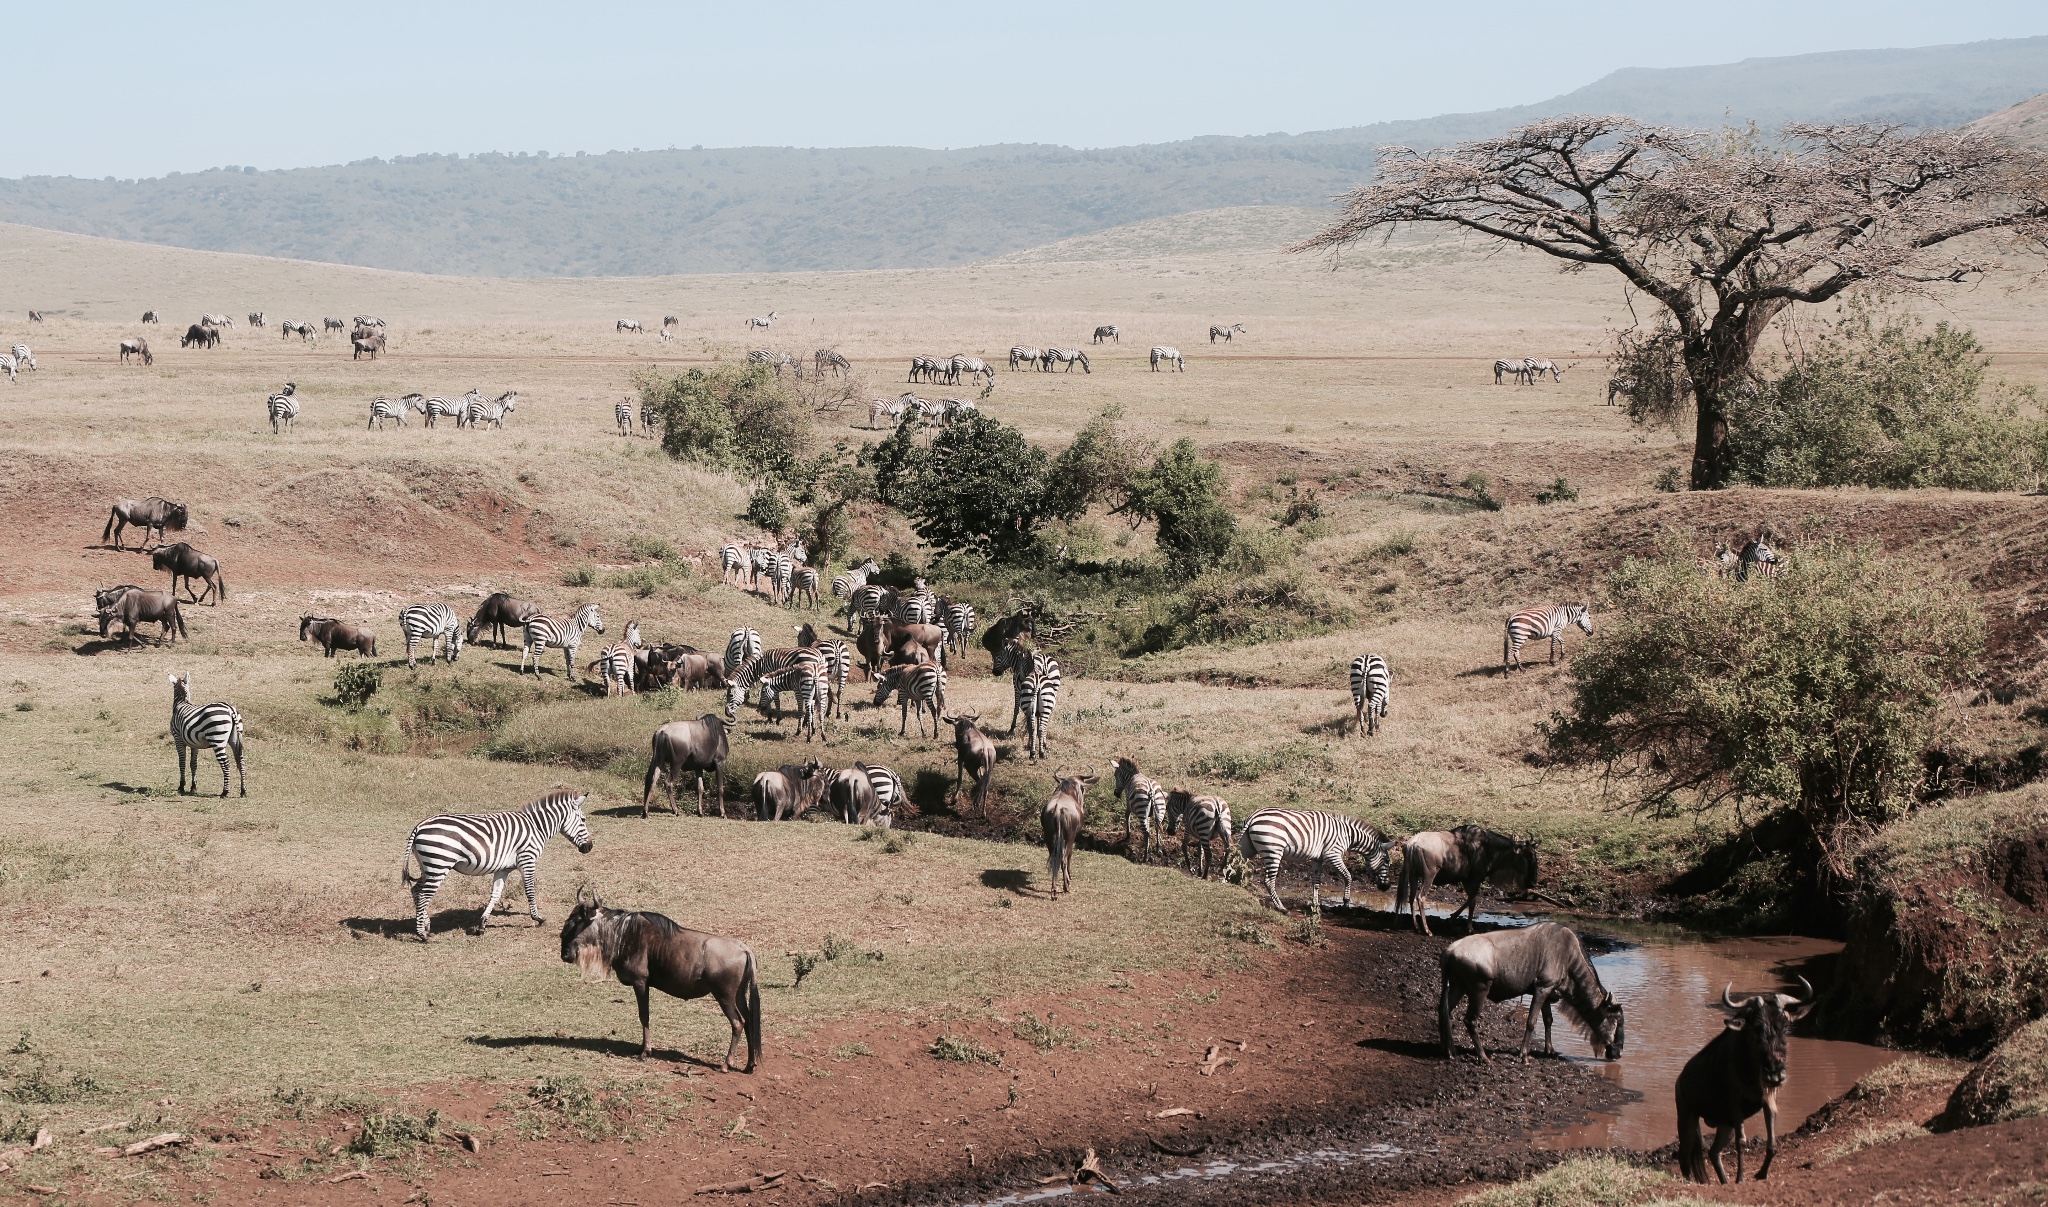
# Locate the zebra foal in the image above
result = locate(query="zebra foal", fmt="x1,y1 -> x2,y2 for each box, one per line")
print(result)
399,787 -> 593,941
170,672 -> 246,797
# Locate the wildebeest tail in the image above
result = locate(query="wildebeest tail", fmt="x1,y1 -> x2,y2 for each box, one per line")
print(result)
216,569 -> 226,601
1394,847 -> 1414,913
1676,1114 -> 1705,1181
742,949 -> 763,1071
641,731 -> 665,806
102,509 -> 117,542
170,600 -> 188,640
972,762 -> 993,811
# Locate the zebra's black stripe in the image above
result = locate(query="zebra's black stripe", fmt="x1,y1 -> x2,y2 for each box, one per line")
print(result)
399,789 -> 593,941
170,672 -> 245,797
400,604 -> 464,669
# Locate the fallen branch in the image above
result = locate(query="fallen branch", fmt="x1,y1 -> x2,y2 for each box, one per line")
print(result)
119,1133 -> 188,1157
697,1171 -> 785,1195
329,1170 -> 368,1184
1196,1046 -> 1233,1076
1076,1148 -> 1118,1194
1151,1137 -> 1207,1158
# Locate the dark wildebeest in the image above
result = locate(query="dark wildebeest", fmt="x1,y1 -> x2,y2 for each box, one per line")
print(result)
1395,826 -> 1540,936
980,610 -> 1035,674
97,588 -> 186,645
1440,921 -> 1625,1065
142,310 -> 160,324
180,323 -> 220,349
352,332 -> 386,360
560,892 -> 762,1071
119,338 -> 153,366
826,766 -> 884,825
642,715 -> 733,818
300,615 -> 377,658
103,496 -> 188,551
1676,977 -> 1815,1184
151,542 -> 227,604
751,759 -> 828,821
881,617 -> 947,667
466,592 -> 542,649
1042,770 -> 1097,897
945,713 -> 996,811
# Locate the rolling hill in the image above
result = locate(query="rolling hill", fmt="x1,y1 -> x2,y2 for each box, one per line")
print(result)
2,35 -> 2045,277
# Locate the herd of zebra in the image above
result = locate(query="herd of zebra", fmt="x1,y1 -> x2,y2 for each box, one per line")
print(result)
0,342 -> 34,382
366,387 -> 518,430
748,347 -> 852,380
1491,356 -> 1565,386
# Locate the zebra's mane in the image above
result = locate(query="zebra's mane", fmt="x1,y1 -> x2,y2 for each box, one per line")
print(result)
524,788 -> 586,818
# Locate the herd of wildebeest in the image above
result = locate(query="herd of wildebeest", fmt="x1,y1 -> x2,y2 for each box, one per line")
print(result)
32,306 -> 1812,1186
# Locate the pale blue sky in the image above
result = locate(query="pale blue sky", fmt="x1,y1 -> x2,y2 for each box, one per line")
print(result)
3,0 -> 2043,179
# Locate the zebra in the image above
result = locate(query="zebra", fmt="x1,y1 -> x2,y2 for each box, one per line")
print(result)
248,312 -> 265,328
814,349 -> 852,378
1149,346 -> 1184,372
616,398 -> 636,436
817,637 -> 852,719
1166,791 -> 1233,879
169,671 -> 246,797
280,320 -> 316,341
663,315 -> 679,330
368,395 -> 419,429
847,582 -> 891,633
949,355 -> 993,387
1502,604 -> 1593,673
641,401 -> 660,438
1738,535 -> 1782,582
869,396 -> 908,428
0,354 -> 15,384
1111,756 -> 1169,860
656,327 -> 674,343
203,313 -> 234,328
1525,357 -> 1562,382
1493,357 -> 1533,386
874,662 -> 947,738
746,311 -> 777,330
26,310 -> 41,322
420,396 -> 461,428
894,586 -> 937,626
267,382 -> 299,434
399,788 -> 593,942
617,318 -> 644,333
1092,324 -> 1120,344
726,647 -> 822,724
399,603 -> 465,668
592,642 -> 637,696
856,761 -> 907,823
995,637 -> 1060,744
1209,323 -> 1246,343
723,626 -> 763,677
522,604 -> 604,680
1349,654 -> 1391,737
9,344 -> 33,371
758,656 -> 832,741
324,317 -> 347,335
907,354 -> 944,383
1042,348 -> 1090,373
941,601 -> 976,659
831,557 -> 880,604
792,566 -> 820,609
1238,808 -> 1394,912
143,311 -> 161,324
1009,345 -> 1041,371
466,390 -> 517,429
719,544 -> 751,588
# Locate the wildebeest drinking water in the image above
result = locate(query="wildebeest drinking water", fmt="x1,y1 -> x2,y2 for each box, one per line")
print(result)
1439,921 -> 1624,1064
103,496 -> 188,550
1394,825 -> 1539,936
151,542 -> 227,604
560,891 -> 762,1071
1676,977 -> 1815,1184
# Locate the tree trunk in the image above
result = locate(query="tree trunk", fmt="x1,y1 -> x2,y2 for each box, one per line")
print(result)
1684,316 -> 1775,490
1690,394 -> 1730,490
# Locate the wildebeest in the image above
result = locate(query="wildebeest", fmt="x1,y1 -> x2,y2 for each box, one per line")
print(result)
466,591 -> 542,649
180,323 -> 220,349
97,588 -> 186,645
103,496 -> 188,551
1042,771 -> 1097,897
1439,922 -> 1625,1065
151,542 -> 227,604
826,766 -> 884,825
1676,978 -> 1815,1184
751,759 -> 829,821
142,310 -> 160,324
1394,826 -> 1539,936
119,338 -> 154,366
300,615 -> 377,658
945,713 -> 997,811
27,310 -> 42,322
352,332 -> 386,360
642,714 -> 734,818
560,892 -> 762,1071
980,609 -> 1035,674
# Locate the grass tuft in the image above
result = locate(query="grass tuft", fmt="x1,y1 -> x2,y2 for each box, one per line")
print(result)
1458,1156 -> 1675,1207
930,1034 -> 1000,1065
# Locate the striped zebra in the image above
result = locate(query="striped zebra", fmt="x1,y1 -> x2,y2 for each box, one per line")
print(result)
1738,536 -> 1781,583
1041,348 -> 1090,373
767,552 -> 795,606
895,588 -> 937,626
248,312 -> 266,328
353,315 -> 385,329
874,662 -> 946,738
0,354 -> 16,383
814,349 -> 852,378
368,395 -> 419,429
994,637 -> 1058,737
1502,604 -> 1593,673
616,398 -> 636,435
941,601 -> 976,659
1237,808 -> 1394,912
399,603 -> 465,669
399,788 -> 593,941
791,566 -> 820,609
847,582 -> 891,633
9,344 -> 33,371
1019,665 -> 1062,761
592,642 -> 637,696
617,318 -> 643,333
802,633 -> 853,719
421,396 -> 461,428
948,355 -> 993,386
719,544 -> 750,588
869,396 -> 909,428
1493,357 -> 1532,386
723,626 -> 763,676
1009,345 -> 1041,371
1525,358 -> 1562,382
461,390 -> 516,429
1110,756 -> 1168,860
746,311 -> 777,330
907,354 -> 944,383
727,647 -> 824,725
749,547 -> 779,590
267,382 -> 299,433
1091,325 -> 1119,344
1149,346 -> 1184,372
746,348 -> 777,368
831,558 -> 880,603
764,656 -> 832,741
1349,654 -> 1391,737
521,604 -> 605,680
1166,790 -> 1233,879
1209,323 -> 1246,343
856,761 -> 907,823
169,672 -> 246,797
449,388 -> 485,428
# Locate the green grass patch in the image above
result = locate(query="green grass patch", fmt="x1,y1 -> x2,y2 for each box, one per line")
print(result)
930,1034 -> 1000,1065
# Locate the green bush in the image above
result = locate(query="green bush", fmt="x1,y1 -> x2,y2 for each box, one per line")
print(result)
1121,438 -> 1237,573
1535,477 -> 1579,504
637,362 -> 811,477
483,700 -> 644,769
333,662 -> 382,709
744,483 -> 791,534
1141,569 -> 1350,652
562,564 -> 596,588
900,414 -> 1053,562
349,1107 -> 442,1156
930,1034 -> 1000,1064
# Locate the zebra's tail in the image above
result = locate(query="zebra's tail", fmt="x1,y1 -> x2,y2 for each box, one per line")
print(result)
399,832 -> 418,888
1501,621 -> 1512,672
741,949 -> 763,1072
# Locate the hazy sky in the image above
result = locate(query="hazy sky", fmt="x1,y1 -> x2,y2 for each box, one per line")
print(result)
4,1 -> 2043,179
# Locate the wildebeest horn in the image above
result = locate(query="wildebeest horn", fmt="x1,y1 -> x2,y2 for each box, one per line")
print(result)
1722,982 -> 1745,1009
1794,974 -> 1813,1001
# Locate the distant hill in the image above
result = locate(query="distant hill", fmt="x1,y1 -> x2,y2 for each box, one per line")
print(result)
3,35 -> 2045,277
1970,91 -> 2048,147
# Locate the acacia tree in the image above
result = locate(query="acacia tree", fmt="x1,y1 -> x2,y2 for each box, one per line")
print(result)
1293,117 -> 2048,488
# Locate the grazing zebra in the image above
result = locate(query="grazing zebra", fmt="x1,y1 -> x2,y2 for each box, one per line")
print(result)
465,390 -> 517,429
399,788 -> 593,941
1738,535 -> 1781,582
1111,756 -> 1169,860
522,604 -> 605,680
726,647 -> 823,723
814,349 -> 852,378
1042,348 -> 1090,373
0,354 -> 16,384
948,355 -> 993,386
616,397 -> 636,436
1209,323 -> 1246,343
1092,324 -> 1120,344
1525,358 -> 1562,382
248,312 -> 265,328
143,310 -> 161,324
353,315 -> 385,329
593,642 -> 637,696
1237,808 -> 1394,912
1493,358 -> 1532,386
941,601 -> 976,659
267,382 -> 299,434
617,318 -> 644,333
202,313 -> 234,328
280,320 -> 316,341
907,354 -> 943,383
368,395 -> 419,429
791,566 -> 820,609
1166,790 -> 1233,879
746,311 -> 777,330
874,662 -> 947,738
169,671 -> 246,797
10,344 -> 34,371
1149,346 -> 1184,372
761,656 -> 833,741
723,626 -> 764,676
399,603 -> 465,668
1009,345 -> 1041,371
1350,653 -> 1391,737
662,315 -> 679,330
119,338 -> 153,366
324,317 -> 347,334
420,396 -> 461,428
1698,543 -> 1738,579
1502,604 -> 1593,673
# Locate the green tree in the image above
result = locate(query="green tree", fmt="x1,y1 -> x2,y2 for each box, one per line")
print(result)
1119,438 -> 1237,573
862,417 -> 925,507
1044,405 -> 1148,522
899,414 -> 1050,562
636,363 -> 809,477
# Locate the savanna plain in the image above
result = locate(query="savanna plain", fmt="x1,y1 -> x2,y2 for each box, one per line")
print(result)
3,205 -> 2048,1205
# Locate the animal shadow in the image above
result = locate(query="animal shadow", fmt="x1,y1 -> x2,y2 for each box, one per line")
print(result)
74,638 -> 148,656
98,781 -> 156,795
342,913 -> 485,940
467,1034 -> 720,1069
1355,1036 -> 1442,1061
979,869 -> 1033,896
